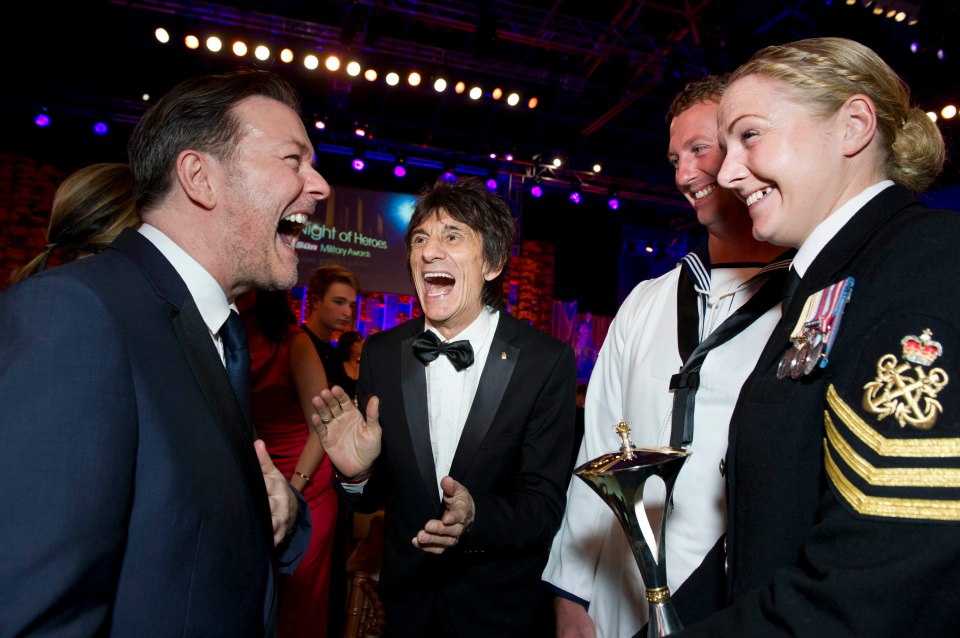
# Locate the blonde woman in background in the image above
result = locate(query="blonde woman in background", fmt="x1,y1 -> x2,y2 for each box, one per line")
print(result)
11,162 -> 139,282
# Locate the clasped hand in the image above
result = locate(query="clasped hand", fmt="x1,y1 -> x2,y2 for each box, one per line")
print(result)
412,476 -> 475,555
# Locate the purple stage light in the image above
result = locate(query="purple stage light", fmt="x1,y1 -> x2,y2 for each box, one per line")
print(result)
569,191 -> 581,204
352,158 -> 365,171
34,114 -> 51,128
394,165 -> 407,178
93,122 -> 109,135
486,178 -> 498,191
441,171 -> 456,182
608,197 -> 620,210
530,184 -> 542,198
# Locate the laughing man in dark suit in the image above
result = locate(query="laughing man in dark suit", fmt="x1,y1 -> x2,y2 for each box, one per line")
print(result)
0,70 -> 325,636
314,177 -> 577,637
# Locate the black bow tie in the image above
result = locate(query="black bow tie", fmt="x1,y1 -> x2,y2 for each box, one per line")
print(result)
412,330 -> 475,371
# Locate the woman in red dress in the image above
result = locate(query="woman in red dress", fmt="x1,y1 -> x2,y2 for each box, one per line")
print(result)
241,289 -> 338,638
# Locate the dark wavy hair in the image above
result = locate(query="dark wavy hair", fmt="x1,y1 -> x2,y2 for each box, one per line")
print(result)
404,177 -> 516,310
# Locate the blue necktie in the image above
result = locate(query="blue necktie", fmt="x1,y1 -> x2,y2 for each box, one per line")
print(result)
220,310 -> 251,422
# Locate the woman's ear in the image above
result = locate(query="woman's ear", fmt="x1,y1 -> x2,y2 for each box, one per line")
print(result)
840,94 -> 878,158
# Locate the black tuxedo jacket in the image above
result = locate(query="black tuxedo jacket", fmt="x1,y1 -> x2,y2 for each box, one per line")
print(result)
674,186 -> 960,636
0,229 -> 308,636
342,311 -> 576,637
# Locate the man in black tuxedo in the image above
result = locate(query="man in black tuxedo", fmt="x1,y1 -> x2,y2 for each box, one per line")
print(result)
314,177 -> 577,637
0,70 -> 320,636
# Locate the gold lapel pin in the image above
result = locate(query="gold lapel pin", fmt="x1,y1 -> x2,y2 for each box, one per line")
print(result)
501,352 -> 508,360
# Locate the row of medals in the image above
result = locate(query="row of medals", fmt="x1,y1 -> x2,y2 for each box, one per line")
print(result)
777,321 -> 825,380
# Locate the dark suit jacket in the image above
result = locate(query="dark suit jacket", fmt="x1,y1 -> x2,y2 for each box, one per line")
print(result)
0,229 -> 308,637
340,312 -> 576,638
674,186 -> 960,636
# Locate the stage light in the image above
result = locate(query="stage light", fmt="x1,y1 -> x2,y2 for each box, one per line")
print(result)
34,113 -> 50,128
346,61 -> 361,76
304,54 -> 319,70
504,153 -> 514,161
280,48 -> 294,63
408,72 -> 421,86
352,154 -> 365,171
314,119 -> 326,130
872,6 -> 883,15
469,86 -> 482,100
489,153 -> 497,159
455,81 -> 466,94
255,45 -> 270,60
354,126 -> 366,137
441,171 -> 456,182
895,11 -> 906,21
530,179 -> 543,198
528,97 -> 538,109
185,35 -> 199,49
607,191 -> 620,211
93,121 -> 109,136
569,190 -> 581,204
155,28 -> 170,44
910,41 -> 919,53
552,157 -> 562,168
942,105 -> 958,119
142,93 -> 150,101
506,92 -> 520,106
937,48 -> 945,61
364,69 -> 378,81
206,36 -> 222,52
434,78 -> 447,92
593,163 -> 602,173
232,41 -> 247,56
325,55 -> 341,71
486,176 -> 498,191
492,88 -> 503,100
386,72 -> 400,86
393,157 -> 406,178
927,111 -> 938,122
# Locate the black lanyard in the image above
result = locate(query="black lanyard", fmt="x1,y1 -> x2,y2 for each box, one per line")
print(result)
669,259 -> 790,449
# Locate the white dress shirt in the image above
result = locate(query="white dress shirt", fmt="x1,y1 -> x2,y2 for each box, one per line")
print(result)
138,223 -> 233,364
424,307 -> 500,495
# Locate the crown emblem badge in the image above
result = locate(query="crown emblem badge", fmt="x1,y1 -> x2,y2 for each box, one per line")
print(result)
863,328 -> 949,430
901,329 -> 942,366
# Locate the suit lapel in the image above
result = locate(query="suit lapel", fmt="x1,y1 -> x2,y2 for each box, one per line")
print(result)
401,324 -> 438,498
449,314 -> 518,479
111,229 -> 273,545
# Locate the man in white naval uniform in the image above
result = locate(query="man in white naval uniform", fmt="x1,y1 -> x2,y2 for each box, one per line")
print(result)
542,76 -> 791,638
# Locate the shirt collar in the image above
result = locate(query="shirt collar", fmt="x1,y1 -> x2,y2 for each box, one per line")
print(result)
426,306 -> 498,351
792,180 -> 894,277
138,223 -> 232,335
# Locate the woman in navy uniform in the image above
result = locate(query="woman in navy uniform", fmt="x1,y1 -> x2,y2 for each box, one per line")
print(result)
672,37 -> 960,636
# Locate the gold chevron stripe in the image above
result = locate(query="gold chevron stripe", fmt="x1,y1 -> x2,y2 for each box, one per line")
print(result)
825,412 -> 960,487
824,441 -> 960,520
826,385 -> 960,457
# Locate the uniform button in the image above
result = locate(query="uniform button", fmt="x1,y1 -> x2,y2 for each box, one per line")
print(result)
719,458 -> 726,477
724,555 -> 729,574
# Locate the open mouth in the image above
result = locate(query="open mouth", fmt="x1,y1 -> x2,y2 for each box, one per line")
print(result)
423,272 -> 456,296
277,212 -> 308,248
745,187 -> 773,207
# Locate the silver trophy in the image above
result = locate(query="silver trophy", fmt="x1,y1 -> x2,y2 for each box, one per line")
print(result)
574,422 -> 691,637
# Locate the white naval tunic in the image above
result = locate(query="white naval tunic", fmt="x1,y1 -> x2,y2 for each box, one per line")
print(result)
542,259 -> 782,638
